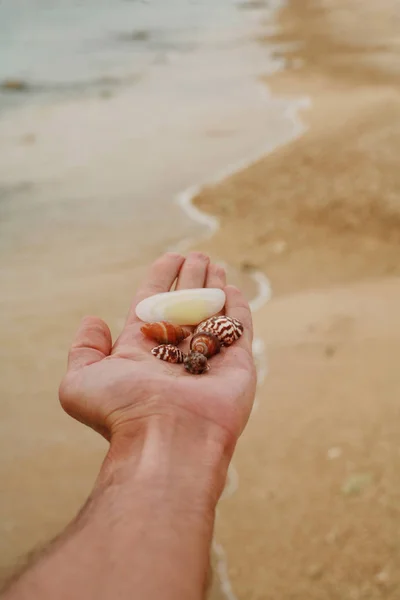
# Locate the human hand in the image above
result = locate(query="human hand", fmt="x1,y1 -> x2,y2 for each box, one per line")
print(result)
59,252 -> 256,452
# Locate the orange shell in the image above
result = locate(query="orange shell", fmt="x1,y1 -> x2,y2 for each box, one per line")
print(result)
141,321 -> 191,345
190,332 -> 220,358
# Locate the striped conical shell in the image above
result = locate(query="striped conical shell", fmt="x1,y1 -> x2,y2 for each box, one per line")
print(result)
151,344 -> 186,364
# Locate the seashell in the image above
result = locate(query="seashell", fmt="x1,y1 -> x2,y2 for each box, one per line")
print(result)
190,332 -> 220,358
151,344 -> 186,364
195,315 -> 244,346
141,321 -> 191,345
136,288 -> 225,326
183,351 -> 209,375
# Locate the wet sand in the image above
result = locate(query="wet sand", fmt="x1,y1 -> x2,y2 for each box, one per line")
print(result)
200,0 -> 400,598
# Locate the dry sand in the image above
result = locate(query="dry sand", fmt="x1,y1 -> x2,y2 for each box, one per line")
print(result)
203,0 -> 400,598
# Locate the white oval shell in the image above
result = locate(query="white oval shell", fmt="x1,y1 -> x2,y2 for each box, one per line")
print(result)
136,288 -> 226,326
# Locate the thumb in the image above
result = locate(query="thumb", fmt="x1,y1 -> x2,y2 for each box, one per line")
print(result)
67,316 -> 112,371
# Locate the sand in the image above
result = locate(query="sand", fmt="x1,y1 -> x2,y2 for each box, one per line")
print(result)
201,0 -> 400,598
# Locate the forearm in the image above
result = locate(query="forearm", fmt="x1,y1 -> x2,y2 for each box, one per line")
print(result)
3,412 -> 233,600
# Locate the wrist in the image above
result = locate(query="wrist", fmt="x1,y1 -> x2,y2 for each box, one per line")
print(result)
100,410 -> 235,512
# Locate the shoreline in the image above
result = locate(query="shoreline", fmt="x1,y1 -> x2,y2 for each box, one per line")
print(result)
170,5 -> 313,597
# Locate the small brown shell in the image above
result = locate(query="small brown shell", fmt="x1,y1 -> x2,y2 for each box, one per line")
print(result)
151,344 -> 186,364
141,321 -> 191,345
190,332 -> 220,358
183,351 -> 209,375
195,316 -> 244,346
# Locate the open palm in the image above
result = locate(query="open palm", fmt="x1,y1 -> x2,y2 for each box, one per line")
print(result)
59,253 -> 256,445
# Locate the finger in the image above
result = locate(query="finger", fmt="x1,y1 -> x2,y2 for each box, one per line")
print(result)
67,316 -> 112,371
205,263 -> 226,289
126,252 -> 185,325
224,285 -> 253,353
175,252 -> 209,289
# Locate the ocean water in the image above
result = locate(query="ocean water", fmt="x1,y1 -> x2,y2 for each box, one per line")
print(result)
0,0 -> 278,101
0,0 -> 233,82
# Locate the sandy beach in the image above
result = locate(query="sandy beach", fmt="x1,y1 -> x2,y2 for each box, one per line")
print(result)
200,0 -> 400,597
1,0 -> 400,598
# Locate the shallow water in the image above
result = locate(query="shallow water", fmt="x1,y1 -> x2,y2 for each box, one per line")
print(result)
0,0 -> 301,590
0,0 -> 241,87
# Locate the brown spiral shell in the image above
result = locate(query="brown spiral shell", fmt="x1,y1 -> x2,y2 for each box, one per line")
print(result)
141,321 -> 191,345
151,344 -> 186,364
183,351 -> 209,375
190,332 -> 220,358
195,316 -> 244,346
